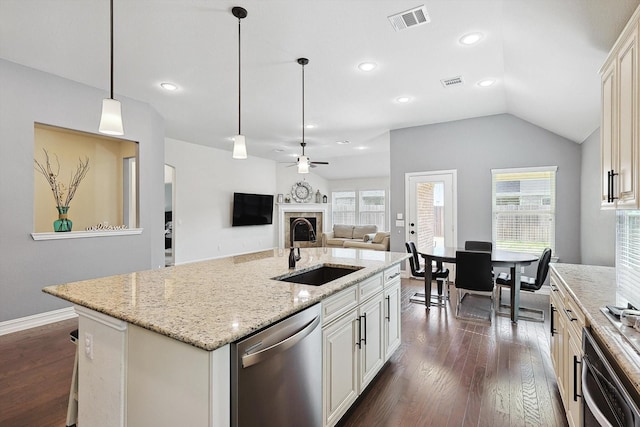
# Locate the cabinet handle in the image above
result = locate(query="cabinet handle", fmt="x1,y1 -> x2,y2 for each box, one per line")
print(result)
609,169 -> 619,202
387,272 -> 401,280
355,317 -> 361,349
385,296 -> 391,321
564,308 -> 578,322
361,314 -> 367,345
607,170 -> 612,202
550,304 -> 556,336
573,355 -> 582,401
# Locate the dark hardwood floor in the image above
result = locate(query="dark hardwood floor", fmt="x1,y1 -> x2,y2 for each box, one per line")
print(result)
0,278 -> 567,427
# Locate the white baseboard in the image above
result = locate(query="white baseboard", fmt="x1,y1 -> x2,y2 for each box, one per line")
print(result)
0,307 -> 77,336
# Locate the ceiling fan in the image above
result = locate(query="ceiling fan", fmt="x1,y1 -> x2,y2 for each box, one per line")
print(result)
292,57 -> 329,174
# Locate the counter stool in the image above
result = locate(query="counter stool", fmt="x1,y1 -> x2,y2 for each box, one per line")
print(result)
66,329 -> 78,427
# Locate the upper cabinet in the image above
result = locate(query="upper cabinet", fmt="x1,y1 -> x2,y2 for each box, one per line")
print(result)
601,7 -> 640,209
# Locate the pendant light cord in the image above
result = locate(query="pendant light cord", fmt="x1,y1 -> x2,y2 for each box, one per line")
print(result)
301,61 -> 305,147
237,14 -> 241,135
109,0 -> 114,100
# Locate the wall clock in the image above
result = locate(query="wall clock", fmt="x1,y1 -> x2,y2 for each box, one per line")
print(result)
291,181 -> 313,203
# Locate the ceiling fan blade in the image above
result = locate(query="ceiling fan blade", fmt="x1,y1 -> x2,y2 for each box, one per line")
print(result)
310,161 -> 329,165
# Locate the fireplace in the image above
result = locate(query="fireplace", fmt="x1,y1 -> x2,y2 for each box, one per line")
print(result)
278,203 -> 329,248
289,217 -> 317,242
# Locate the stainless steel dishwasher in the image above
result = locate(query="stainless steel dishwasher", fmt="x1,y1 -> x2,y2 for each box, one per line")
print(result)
231,303 -> 322,427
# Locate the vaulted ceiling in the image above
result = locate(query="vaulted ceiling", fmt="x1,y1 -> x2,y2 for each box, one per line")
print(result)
1,0 -> 639,179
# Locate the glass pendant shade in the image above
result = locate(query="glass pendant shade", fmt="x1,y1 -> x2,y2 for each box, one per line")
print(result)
232,134 -> 247,159
99,98 -> 124,135
297,156 -> 310,174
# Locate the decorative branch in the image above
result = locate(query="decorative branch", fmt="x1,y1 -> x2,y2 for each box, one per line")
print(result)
34,148 -> 90,207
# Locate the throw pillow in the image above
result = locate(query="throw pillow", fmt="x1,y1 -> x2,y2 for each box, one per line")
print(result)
372,232 -> 388,244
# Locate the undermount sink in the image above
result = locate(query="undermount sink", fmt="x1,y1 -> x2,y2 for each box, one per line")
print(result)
273,264 -> 364,286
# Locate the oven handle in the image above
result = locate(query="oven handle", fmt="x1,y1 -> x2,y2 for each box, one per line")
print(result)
582,357 -> 615,427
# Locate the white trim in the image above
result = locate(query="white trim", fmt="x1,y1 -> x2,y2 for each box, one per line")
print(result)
31,228 -> 143,241
0,307 -> 77,336
491,165 -> 558,175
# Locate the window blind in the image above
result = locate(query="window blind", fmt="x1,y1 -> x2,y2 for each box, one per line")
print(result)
492,167 -> 557,255
616,210 -> 640,310
331,189 -> 386,230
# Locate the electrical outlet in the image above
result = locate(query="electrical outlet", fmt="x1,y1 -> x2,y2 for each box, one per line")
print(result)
84,332 -> 94,360
520,266 -> 525,274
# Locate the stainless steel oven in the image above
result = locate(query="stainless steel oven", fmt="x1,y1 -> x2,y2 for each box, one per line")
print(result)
582,327 -> 640,426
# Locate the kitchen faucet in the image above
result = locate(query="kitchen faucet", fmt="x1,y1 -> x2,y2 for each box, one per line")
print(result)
289,217 -> 316,269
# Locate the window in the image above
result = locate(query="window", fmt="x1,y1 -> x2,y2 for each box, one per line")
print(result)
491,167 -> 556,255
332,190 -> 386,230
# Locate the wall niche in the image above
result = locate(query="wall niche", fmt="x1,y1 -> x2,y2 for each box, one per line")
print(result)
33,123 -> 139,233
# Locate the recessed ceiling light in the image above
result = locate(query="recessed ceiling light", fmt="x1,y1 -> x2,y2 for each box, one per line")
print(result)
358,62 -> 377,72
336,140 -> 351,145
477,79 -> 495,87
305,124 -> 316,129
355,146 -> 368,150
459,32 -> 483,45
395,96 -> 411,103
160,82 -> 178,91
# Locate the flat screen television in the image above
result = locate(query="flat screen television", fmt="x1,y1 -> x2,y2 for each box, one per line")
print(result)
232,192 -> 274,226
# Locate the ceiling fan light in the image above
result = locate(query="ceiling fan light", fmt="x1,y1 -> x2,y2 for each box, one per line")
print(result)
232,134 -> 247,159
99,98 -> 124,135
297,156 -> 310,174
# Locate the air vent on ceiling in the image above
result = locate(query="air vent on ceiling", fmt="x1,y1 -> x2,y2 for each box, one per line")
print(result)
441,76 -> 464,87
388,5 -> 430,32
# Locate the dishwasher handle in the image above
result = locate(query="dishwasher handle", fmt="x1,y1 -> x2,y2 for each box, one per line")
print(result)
242,314 -> 320,368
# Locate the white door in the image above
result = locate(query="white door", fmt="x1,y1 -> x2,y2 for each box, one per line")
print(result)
405,170 -> 457,252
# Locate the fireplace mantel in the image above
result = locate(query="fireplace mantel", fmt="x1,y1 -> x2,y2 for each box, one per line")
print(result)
277,203 -> 331,248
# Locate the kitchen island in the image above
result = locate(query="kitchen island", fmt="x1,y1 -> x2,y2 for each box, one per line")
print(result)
43,247 -> 408,427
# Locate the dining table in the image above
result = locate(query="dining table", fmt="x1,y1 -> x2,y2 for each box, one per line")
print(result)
418,246 -> 539,323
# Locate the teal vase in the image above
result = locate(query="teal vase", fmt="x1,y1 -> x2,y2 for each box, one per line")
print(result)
53,206 -> 73,232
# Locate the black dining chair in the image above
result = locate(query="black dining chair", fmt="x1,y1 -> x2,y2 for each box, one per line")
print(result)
454,250 -> 495,322
495,247 -> 552,322
405,241 -> 450,307
464,240 -> 492,252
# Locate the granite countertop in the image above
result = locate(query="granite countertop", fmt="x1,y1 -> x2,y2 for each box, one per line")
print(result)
43,247 -> 408,351
550,263 -> 640,398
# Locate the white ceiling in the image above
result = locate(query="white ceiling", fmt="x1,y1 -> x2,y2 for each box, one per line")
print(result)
1,0 -> 639,180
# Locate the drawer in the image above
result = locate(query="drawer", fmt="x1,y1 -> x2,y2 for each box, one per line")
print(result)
384,264 -> 401,285
550,271 -> 566,300
359,273 -> 383,302
565,294 -> 586,336
321,286 -> 358,326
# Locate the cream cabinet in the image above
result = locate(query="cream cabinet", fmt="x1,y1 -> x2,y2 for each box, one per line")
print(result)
549,269 -> 585,427
322,265 -> 402,427
601,8 -> 640,209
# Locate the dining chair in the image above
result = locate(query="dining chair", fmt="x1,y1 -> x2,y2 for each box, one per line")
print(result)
495,247 -> 552,322
405,241 -> 450,307
464,240 -> 493,252
454,250 -> 495,322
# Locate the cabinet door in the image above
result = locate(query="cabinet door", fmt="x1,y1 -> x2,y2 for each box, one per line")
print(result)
323,310 -> 359,427
384,280 -> 401,361
566,330 -> 583,427
617,24 -> 639,208
359,294 -> 385,391
601,59 -> 617,208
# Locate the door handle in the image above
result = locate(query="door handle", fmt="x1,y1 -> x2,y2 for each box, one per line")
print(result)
360,314 -> 367,345
385,296 -> 391,321
241,315 -> 320,368
355,317 -> 361,348
410,231 -> 415,234
410,222 -> 415,227
550,304 -> 556,336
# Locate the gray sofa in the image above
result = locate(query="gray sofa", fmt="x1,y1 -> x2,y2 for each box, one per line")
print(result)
322,224 -> 390,251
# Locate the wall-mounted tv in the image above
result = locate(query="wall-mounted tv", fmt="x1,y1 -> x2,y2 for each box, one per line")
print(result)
232,192 -> 274,226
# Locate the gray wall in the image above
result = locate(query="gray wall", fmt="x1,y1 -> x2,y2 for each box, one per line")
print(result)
580,128 -> 616,266
0,59 -> 165,322
389,114 -> 582,264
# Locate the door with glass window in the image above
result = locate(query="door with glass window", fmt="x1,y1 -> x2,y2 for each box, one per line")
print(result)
405,171 -> 457,253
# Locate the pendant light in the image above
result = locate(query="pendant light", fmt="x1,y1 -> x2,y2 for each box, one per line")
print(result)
232,6 -> 248,159
99,0 -> 124,135
297,58 -> 310,174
